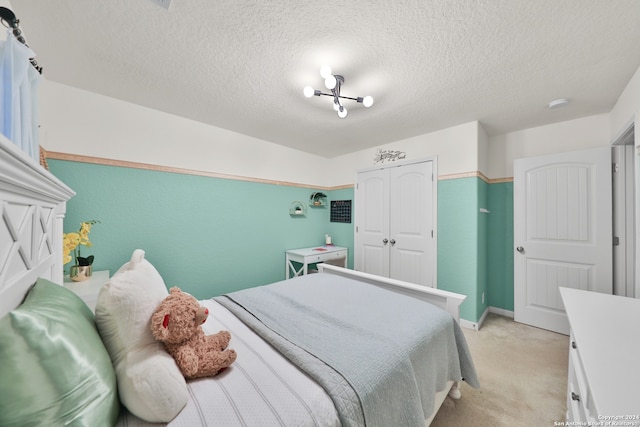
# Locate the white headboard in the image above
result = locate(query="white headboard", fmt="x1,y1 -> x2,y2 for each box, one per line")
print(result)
0,134 -> 75,317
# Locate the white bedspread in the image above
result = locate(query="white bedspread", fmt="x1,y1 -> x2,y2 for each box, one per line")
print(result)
116,299 -> 340,427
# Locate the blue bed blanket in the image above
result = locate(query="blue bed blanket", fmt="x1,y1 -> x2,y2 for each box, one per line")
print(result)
215,273 -> 479,427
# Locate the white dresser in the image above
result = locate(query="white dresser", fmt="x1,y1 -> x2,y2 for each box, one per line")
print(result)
560,287 -> 640,424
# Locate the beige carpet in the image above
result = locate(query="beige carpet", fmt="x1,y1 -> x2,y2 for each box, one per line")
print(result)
431,313 -> 569,426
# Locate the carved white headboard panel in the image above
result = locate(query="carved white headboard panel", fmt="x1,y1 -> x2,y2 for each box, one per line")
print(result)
0,134 -> 75,316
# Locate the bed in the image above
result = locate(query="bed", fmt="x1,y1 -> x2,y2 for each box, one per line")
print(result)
0,134 -> 479,427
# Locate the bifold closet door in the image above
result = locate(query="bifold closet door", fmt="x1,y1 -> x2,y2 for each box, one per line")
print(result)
355,160 -> 434,287
354,168 -> 390,277
388,161 -> 434,286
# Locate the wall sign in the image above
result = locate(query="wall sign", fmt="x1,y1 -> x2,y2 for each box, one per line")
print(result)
374,149 -> 406,164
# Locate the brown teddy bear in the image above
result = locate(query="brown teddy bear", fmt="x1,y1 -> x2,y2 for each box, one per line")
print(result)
150,287 -> 237,379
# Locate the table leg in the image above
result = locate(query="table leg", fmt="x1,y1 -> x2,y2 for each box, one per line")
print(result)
285,255 -> 292,279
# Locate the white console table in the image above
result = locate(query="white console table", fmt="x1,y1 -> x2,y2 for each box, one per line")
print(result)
560,287 -> 640,424
285,246 -> 348,279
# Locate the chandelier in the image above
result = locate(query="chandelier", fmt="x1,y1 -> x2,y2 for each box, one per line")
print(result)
303,65 -> 374,119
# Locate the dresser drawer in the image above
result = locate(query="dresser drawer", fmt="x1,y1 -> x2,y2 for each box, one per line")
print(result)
567,354 -> 586,422
567,333 -> 598,424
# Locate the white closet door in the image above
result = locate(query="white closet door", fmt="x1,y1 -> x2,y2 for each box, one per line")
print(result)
389,161 -> 434,286
355,160 -> 435,287
354,168 -> 390,277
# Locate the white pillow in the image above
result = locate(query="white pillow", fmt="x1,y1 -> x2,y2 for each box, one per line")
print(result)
95,249 -> 188,422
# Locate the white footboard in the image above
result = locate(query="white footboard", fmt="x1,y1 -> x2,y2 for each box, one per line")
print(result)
317,264 -> 466,324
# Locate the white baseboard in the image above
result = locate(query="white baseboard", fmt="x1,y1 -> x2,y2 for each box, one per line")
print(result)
460,306 -> 514,331
489,306 -> 514,318
460,319 -> 477,330
460,307 -> 488,331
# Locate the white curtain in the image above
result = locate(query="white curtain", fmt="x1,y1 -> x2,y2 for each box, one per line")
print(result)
0,29 -> 41,161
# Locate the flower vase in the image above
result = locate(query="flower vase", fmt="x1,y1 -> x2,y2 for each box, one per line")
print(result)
70,265 -> 93,282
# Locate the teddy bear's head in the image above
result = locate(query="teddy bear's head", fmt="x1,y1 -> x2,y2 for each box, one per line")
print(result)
150,287 -> 208,345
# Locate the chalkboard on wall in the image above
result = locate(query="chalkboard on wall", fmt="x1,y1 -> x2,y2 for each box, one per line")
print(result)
330,200 -> 352,223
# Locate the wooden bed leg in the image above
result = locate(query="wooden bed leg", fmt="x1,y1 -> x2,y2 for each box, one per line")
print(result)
448,381 -> 461,400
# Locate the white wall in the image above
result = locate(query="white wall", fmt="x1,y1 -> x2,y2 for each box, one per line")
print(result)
327,121 -> 480,186
477,124 -> 489,177
40,81 -> 332,187
487,114 -> 610,180
610,65 -> 640,140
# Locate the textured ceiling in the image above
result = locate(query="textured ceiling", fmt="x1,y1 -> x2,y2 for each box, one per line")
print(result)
9,0 -> 640,158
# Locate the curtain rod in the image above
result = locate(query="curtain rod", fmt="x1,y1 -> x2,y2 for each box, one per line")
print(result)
0,7 -> 42,74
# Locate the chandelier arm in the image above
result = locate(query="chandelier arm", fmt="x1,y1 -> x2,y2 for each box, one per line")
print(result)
314,92 -> 362,102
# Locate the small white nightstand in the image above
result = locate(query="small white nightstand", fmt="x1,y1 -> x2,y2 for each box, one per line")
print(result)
64,270 -> 110,313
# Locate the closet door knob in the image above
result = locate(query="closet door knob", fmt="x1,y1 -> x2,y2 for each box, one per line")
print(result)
383,239 -> 389,244
571,392 -> 581,402
390,239 -> 396,245
516,246 -> 525,253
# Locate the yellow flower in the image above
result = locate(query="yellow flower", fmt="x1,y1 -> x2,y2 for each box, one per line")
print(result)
79,222 -> 94,247
64,232 -> 80,247
63,233 -> 80,265
63,220 -> 99,266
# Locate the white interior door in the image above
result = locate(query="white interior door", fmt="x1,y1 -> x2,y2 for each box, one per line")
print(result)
514,147 -> 612,334
354,168 -> 390,277
389,162 -> 434,286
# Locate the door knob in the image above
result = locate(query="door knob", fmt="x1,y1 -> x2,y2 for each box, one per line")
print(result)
516,246 -> 525,253
390,239 -> 396,245
383,238 -> 389,244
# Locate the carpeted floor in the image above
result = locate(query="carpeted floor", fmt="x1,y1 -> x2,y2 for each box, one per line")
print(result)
431,313 -> 569,426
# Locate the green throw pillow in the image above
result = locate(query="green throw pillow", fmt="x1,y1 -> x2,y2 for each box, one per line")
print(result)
0,278 -> 119,427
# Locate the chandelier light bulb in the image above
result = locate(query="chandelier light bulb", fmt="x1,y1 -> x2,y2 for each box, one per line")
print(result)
303,86 -> 315,98
337,106 -> 348,119
324,75 -> 337,90
362,96 -> 374,108
319,65 -> 332,79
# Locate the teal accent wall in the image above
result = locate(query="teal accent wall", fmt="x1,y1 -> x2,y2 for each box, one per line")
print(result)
325,188 -> 355,256
50,159 -> 514,322
487,181 -> 514,311
438,178 -> 481,321
477,178 -> 489,318
49,160 -> 354,299
438,177 -> 514,322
